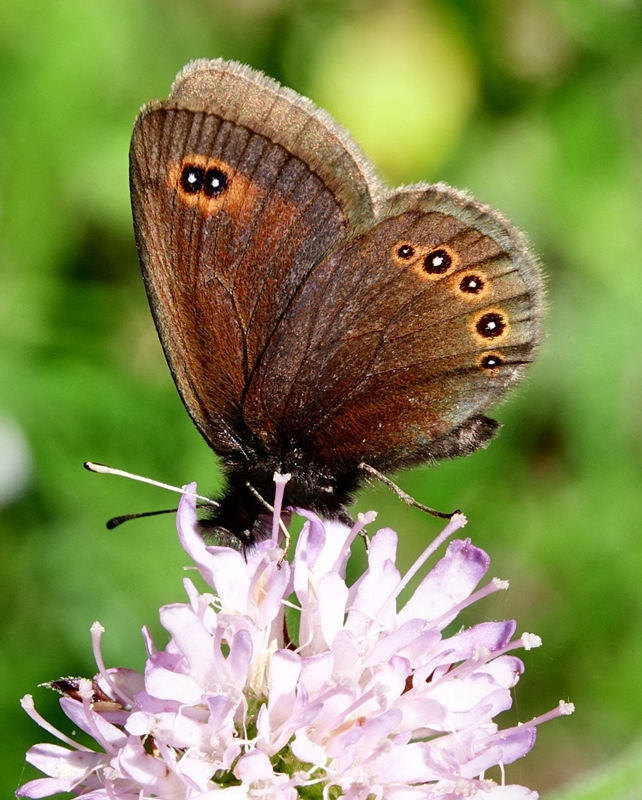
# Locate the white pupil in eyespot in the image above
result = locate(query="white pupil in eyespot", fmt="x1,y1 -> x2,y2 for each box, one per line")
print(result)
187,172 -> 198,184
432,255 -> 443,266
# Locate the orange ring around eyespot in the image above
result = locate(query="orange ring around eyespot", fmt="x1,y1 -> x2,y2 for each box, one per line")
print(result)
456,272 -> 491,303
168,155 -> 240,215
391,241 -> 460,282
478,351 -> 505,371
470,307 -> 510,345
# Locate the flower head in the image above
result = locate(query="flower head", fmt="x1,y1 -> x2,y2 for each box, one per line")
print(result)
19,484 -> 572,799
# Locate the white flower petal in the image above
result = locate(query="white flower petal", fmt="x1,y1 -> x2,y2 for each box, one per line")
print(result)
117,737 -> 186,797
462,728 -> 538,777
24,743 -> 103,781
59,697 -> 127,749
440,620 -> 516,662
366,527 -> 399,565
347,556 -> 401,633
267,650 -> 302,728
254,558 -> 291,630
399,539 -> 490,626
160,604 -> 217,682
17,777 -> 85,798
234,749 -> 274,782
315,570 -> 350,646
290,730 -> 327,765
145,665 -> 205,704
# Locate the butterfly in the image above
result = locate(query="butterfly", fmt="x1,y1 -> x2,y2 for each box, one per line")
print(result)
129,58 -> 543,543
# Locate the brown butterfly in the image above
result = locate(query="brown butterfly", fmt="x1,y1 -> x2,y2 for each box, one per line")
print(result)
129,59 -> 543,543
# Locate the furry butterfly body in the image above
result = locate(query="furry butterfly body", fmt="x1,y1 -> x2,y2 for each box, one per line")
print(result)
129,59 -> 543,543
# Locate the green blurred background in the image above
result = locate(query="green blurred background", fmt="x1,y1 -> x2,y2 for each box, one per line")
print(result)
2,0 -> 642,796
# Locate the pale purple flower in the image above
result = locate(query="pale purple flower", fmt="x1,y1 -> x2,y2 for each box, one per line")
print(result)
18,481 -> 573,799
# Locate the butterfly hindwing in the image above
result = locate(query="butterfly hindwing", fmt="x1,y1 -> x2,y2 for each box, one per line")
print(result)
242,184 -> 542,471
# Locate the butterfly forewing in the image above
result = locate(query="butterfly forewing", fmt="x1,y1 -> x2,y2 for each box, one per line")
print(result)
132,140 -> 369,452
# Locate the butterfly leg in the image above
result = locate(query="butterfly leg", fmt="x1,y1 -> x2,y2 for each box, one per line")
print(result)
358,463 -> 458,519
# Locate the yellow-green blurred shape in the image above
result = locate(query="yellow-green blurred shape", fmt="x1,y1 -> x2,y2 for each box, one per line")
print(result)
308,2 -> 478,184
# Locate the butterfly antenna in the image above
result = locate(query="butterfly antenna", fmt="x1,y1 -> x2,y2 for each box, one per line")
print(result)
106,507 -> 180,529
358,462 -> 459,519
84,461 -> 220,529
84,461 -> 218,507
